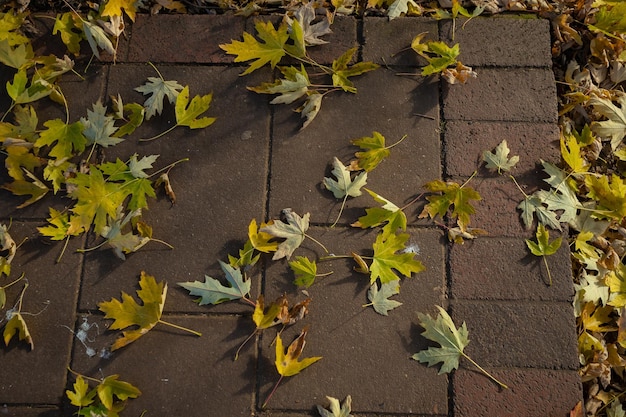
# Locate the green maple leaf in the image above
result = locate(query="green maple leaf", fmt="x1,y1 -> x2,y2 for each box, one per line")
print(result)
517,194 -> 562,231
331,47 -> 379,93
289,256 -> 322,288
35,119 -> 87,159
317,395 -> 354,417
220,20 -> 289,75
412,306 -> 508,388
96,375 -> 141,410
351,131 -> 396,172
248,65 -> 310,104
412,305 -> 468,374
52,12 -> 82,55
370,232 -> 425,284
38,207 -> 83,240
178,261 -> 251,305
111,94 -> 145,136
2,169 -> 49,208
66,376 -> 96,408
589,95 -> 626,150
352,189 -> 407,239
0,38 -> 33,69
81,101 -> 122,147
588,2 -> 626,35
364,281 -> 402,316
0,104 -> 38,141
419,179 -> 481,231
134,77 -> 183,120
99,157 -> 157,211
175,86 -> 216,129
67,167 -> 126,234
482,139 -> 519,174
0,11 -> 29,46
411,34 -> 460,76
261,209 -> 310,260
525,224 -> 562,286
6,69 -> 52,104
4,146 -> 41,181
323,157 -> 367,199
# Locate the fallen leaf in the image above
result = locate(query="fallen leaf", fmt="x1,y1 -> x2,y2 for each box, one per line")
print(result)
317,395 -> 354,417
96,374 -> 142,410
275,327 -> 322,377
261,209 -> 310,260
0,223 -> 16,277
323,157 -> 367,199
66,376 -> 96,408
179,261 -> 251,305
175,86 -> 216,129
80,101 -> 122,147
134,76 -> 184,120
370,232 -> 425,284
482,139 -> 519,173
364,281 -> 402,316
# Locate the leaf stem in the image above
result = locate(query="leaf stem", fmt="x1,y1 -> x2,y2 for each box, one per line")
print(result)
461,352 -> 509,390
386,134 -> 408,150
149,158 -> 189,178
331,194 -> 349,228
147,61 -> 165,81
304,234 -> 329,254
150,238 -> 174,250
460,170 -> 477,188
157,319 -> 202,337
140,124 -> 178,142
1,273 -> 25,290
262,375 -> 284,409
234,329 -> 257,361
542,255 -> 553,286
55,236 -> 71,263
508,175 -> 529,199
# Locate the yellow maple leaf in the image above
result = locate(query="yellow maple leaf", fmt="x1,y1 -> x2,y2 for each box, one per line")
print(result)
102,0 -> 138,21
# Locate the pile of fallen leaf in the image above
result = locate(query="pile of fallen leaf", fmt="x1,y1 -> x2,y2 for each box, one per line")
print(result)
2,0 -> 626,415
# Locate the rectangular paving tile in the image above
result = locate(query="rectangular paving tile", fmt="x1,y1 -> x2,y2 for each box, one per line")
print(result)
442,68 -> 557,122
440,17 -> 553,67
69,315 -> 256,417
450,237 -> 574,301
269,69 -> 440,225
450,300 -> 579,370
259,227 -> 447,414
0,222 -> 83,404
444,121 -> 560,179
453,368 -> 582,417
78,65 -> 271,314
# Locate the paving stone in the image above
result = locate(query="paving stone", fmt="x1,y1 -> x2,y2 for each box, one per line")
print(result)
442,68 -> 558,123
69,315 -> 256,417
464,177 -> 544,238
78,65 -> 271,314
127,14 -> 246,63
0,406 -> 61,417
259,227 -> 447,414
269,69 -> 440,224
444,121 -> 560,179
440,17 -> 552,67
450,237 -> 575,301
453,368 -> 582,417
0,67 -> 108,220
362,17 -> 437,66
0,222 -> 83,405
450,300 -> 579,370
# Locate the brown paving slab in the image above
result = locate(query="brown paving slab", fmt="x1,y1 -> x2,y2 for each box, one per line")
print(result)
128,14 -> 246,63
0,67 -> 108,220
259,227 -> 447,414
453,368 -> 582,417
450,237 -> 574,301
0,222 -> 83,404
0,406 -> 61,417
442,68 -> 557,123
450,300 -> 579,370
463,177 -> 542,238
78,65 -> 271,314
440,17 -> 552,67
444,121 -> 560,179
362,17 -> 437,66
69,315 -> 256,417
269,69 -> 440,224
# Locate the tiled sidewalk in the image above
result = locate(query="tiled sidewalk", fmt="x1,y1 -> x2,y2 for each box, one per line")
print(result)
0,13 -> 582,416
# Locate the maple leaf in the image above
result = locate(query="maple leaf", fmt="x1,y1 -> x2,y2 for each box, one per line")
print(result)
0,104 -> 38,142
413,305 -> 508,388
351,132 -> 405,172
100,272 -> 200,350
275,327 -> 322,377
0,38 -> 33,69
99,207 -> 149,260
298,92 -> 323,130
37,207 -> 83,241
220,20 -> 289,75
228,239 -> 261,269
482,140 -> 519,174
561,132 -> 590,174
370,232 -> 425,284
525,224 -> 562,286
447,225 -> 488,244
3,283 -> 33,350
52,13 -> 82,55
0,12 -> 29,46
80,101 -> 122,147
580,302 -> 616,333
364,281 -> 402,316
111,94 -> 145,136
517,194 -> 562,231
134,77 -> 184,120
317,395 -> 354,417
66,376 -> 96,408
174,86 -> 216,129
585,174 -> 626,220
589,95 -> 626,150
0,224 -> 16,277
6,69 -> 53,104
248,65 -> 310,104
35,119 -> 87,160
248,219 -> 278,253
607,264 -> 626,308
289,256 -> 331,288
102,0 -> 138,21
419,179 -> 481,231
441,62 -> 477,85
2,169 -> 50,208
387,0 -> 418,20
96,374 -> 142,410
288,3 -> 332,46
331,47 -> 379,93
4,146 -> 41,181
352,189 -> 407,239
252,295 -> 284,330
411,34 -> 460,76
323,157 -> 367,199
99,157 -> 156,211
81,19 -> 115,59
588,2 -> 626,35
178,261 -> 251,305
261,209 -> 310,260
67,167 -> 126,234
